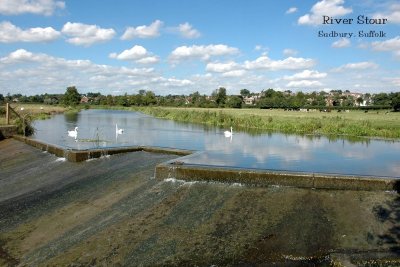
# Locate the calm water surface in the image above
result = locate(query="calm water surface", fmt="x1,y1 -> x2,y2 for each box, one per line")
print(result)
32,109 -> 400,178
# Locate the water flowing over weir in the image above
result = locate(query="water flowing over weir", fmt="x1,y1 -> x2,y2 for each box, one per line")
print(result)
1,139 -> 400,266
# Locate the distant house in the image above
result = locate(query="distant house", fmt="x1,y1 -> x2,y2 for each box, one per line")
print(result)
243,95 -> 261,105
243,96 -> 255,105
80,96 -> 89,103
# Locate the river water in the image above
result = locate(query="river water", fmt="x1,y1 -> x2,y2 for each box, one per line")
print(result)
32,109 -> 400,178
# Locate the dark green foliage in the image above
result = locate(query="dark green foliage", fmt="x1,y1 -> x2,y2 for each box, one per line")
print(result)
391,92 -> 400,111
15,115 -> 35,136
240,89 -> 250,97
226,96 -> 242,108
213,87 -> 227,107
3,87 -> 400,111
62,86 -> 81,107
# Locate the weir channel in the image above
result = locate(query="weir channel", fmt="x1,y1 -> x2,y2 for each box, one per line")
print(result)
1,137 -> 400,266
11,135 -> 400,191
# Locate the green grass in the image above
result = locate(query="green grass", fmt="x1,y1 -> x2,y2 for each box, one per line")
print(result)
0,104 -> 66,126
132,106 -> 400,139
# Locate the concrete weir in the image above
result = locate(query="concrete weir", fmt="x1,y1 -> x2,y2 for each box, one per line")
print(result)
155,159 -> 399,192
12,135 -> 399,191
12,135 -> 193,162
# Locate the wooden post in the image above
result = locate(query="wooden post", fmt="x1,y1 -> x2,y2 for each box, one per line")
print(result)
6,103 -> 10,125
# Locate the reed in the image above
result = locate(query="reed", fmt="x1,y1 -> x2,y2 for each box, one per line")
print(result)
133,107 -> 400,139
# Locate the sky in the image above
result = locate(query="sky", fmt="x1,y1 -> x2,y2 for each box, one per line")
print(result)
0,0 -> 399,96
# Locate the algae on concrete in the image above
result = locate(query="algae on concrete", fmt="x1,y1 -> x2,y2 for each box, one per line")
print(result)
0,139 -> 399,266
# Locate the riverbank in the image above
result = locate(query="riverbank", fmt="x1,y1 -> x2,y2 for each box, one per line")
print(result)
0,104 -> 66,125
2,104 -> 399,140
132,106 -> 400,140
1,138 -> 399,266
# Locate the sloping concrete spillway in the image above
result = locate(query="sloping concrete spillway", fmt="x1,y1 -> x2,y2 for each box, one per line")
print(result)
1,138 -> 400,266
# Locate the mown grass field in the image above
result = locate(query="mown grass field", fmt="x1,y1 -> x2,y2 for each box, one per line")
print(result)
134,106 -> 400,139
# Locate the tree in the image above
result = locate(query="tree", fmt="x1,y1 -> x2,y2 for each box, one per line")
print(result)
143,90 -> 157,106
62,86 -> 81,107
226,96 -> 242,108
240,89 -> 250,98
356,97 -> 364,106
391,92 -> 400,111
372,93 -> 390,106
263,88 -> 276,98
213,87 -> 227,107
106,94 -> 114,106
116,93 -> 129,106
190,91 -> 201,106
0,94 -> 4,103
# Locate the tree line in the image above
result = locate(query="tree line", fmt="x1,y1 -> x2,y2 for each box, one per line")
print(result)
1,86 -> 399,111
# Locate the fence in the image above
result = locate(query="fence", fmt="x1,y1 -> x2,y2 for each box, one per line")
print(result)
4,103 -> 23,124
2,103 -> 32,136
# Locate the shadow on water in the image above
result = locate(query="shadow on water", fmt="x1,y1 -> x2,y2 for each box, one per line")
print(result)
64,111 -> 79,124
372,181 -> 400,254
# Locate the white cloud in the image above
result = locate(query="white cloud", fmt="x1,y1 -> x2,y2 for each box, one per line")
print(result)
135,56 -> 159,64
372,3 -> 400,24
332,61 -> 379,72
221,70 -> 246,77
160,77 -> 193,87
287,80 -> 323,88
61,22 -> 115,46
244,56 -> 316,71
205,61 -> 246,77
332,38 -> 351,48
109,45 -> 159,64
0,21 -> 60,43
169,44 -> 239,62
175,22 -> 201,39
109,45 -> 147,60
0,49 -> 38,63
283,48 -> 298,57
388,77 -> 400,87
0,0 -> 65,16
286,7 -> 298,14
121,20 -> 163,40
206,61 -> 238,73
371,36 -> 400,58
0,49 -> 193,94
284,70 -> 327,80
298,0 -> 352,25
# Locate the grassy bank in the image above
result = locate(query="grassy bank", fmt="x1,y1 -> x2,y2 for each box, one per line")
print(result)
133,106 -> 400,139
0,104 -> 66,125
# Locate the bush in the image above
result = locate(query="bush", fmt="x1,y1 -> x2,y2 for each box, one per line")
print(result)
15,115 -> 35,136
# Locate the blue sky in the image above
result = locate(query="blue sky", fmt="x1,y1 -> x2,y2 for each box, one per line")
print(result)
0,0 -> 399,96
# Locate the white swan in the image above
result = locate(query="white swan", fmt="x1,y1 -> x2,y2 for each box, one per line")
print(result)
224,126 -> 233,137
116,124 -> 124,135
68,126 -> 78,139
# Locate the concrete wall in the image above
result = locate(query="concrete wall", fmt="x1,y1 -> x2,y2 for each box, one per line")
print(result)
155,161 -> 399,192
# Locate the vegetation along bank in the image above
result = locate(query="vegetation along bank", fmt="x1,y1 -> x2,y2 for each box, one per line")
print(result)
133,106 -> 400,140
